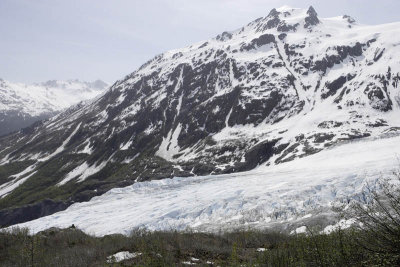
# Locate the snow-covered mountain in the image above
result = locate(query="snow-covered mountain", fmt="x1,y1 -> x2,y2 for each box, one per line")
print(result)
1,6 -> 400,228
0,79 -> 108,136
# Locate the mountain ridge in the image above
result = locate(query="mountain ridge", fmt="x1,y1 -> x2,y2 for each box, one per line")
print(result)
0,6 -> 399,227
0,79 -> 108,136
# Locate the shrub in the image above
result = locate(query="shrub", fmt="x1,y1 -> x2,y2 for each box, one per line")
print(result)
348,170 -> 400,265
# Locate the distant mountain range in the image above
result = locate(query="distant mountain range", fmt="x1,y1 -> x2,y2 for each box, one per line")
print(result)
1,6 -> 399,230
0,79 -> 108,136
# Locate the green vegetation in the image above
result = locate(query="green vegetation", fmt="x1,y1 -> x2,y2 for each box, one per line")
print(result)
0,160 -> 35,185
0,153 -> 173,212
0,223 -> 398,266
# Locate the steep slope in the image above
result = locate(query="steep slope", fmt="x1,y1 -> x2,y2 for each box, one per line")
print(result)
1,6 -> 400,226
0,79 -> 108,136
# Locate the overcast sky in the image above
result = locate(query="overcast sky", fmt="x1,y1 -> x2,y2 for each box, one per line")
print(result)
1,0 -> 399,84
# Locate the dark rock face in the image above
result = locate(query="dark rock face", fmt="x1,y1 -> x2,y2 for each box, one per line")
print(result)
367,119 -> 388,127
365,83 -> 392,111
318,121 -> 343,129
242,139 -> 286,170
278,33 -> 287,40
312,43 -> 363,74
256,34 -> 276,46
0,199 -> 70,227
322,74 -> 356,99
304,6 -> 320,28
312,133 -> 335,143
268,8 -> 280,18
277,22 -> 299,32
216,32 -> 233,42
374,48 -> 385,62
343,15 -> 356,24
0,111 -> 56,137
264,8 -> 281,29
241,34 -> 275,51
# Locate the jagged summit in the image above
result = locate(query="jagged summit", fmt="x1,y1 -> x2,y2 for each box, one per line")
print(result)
307,6 -> 318,16
305,6 -> 320,28
215,6 -> 358,45
240,6 -> 324,35
267,7 -> 279,17
343,14 -> 356,24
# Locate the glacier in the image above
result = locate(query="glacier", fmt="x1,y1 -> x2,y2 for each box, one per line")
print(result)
15,134 -> 400,236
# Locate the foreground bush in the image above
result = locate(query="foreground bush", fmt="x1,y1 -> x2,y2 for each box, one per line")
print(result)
0,225 -> 397,266
347,171 -> 400,266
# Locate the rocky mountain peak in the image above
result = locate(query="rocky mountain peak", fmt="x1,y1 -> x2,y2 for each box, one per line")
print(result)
305,6 -> 320,28
267,8 -> 280,18
253,6 -> 322,33
343,15 -> 356,24
306,6 -> 318,17
261,8 -> 281,30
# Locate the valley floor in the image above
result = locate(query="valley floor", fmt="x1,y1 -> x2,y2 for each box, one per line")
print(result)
15,134 -> 400,236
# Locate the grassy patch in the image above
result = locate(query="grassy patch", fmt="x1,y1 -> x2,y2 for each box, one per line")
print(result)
0,161 -> 35,186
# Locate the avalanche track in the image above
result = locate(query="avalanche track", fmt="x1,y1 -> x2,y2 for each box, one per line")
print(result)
15,134 -> 400,236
